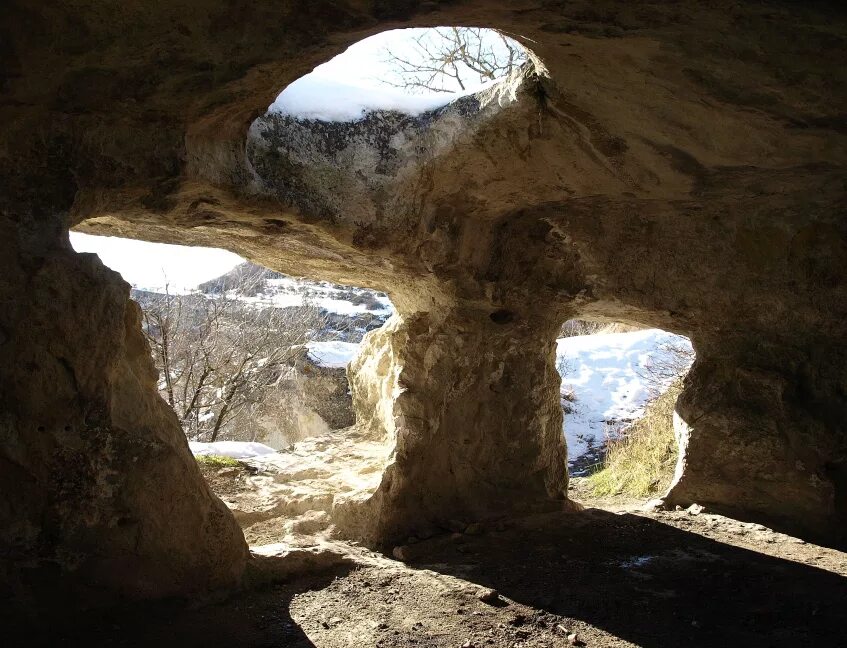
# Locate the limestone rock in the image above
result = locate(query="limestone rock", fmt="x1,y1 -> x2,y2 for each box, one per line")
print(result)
1,0 -> 846,619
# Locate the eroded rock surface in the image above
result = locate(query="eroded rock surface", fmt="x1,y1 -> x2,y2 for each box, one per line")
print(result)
1,0 -> 846,617
0,222 -> 248,617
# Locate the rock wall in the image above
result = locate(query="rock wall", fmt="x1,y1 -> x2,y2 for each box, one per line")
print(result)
251,349 -> 356,448
1,0 -> 846,613
0,217 -> 248,618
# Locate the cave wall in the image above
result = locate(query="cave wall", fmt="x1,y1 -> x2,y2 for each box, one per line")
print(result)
0,213 -> 248,617
1,0 -> 846,612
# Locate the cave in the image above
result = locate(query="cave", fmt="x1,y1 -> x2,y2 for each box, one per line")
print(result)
1,1 -> 845,642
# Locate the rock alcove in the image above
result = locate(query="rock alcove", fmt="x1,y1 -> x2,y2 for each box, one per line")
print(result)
1,1 -> 845,625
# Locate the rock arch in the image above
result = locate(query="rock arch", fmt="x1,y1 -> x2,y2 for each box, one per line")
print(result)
1,0 -> 845,615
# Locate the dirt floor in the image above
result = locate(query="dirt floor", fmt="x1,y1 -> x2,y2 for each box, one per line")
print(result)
27,475 -> 847,648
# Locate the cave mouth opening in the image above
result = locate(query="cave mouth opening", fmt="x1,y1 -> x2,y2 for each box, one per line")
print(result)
556,318 -> 696,503
244,28 -> 537,217
263,26 -> 531,123
69,232 -> 397,543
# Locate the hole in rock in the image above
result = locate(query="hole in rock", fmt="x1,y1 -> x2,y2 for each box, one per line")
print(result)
264,27 -> 529,123
556,319 -> 695,502
489,309 -> 515,324
245,28 -> 533,216
70,232 -> 396,545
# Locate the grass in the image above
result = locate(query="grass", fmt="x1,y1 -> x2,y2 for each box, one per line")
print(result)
587,379 -> 683,498
195,454 -> 242,468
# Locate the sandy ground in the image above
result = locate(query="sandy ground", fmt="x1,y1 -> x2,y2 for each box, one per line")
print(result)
31,471 -> 847,648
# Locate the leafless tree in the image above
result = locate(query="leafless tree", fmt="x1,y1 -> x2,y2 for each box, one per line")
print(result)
381,27 -> 526,94
637,338 -> 696,398
138,274 -> 328,442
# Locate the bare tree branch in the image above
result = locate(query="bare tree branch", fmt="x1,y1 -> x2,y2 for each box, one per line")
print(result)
380,27 -> 526,94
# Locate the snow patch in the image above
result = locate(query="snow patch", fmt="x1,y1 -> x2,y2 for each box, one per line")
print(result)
306,341 -> 362,369
236,277 -> 393,317
270,76 -> 470,122
189,441 -> 278,460
556,329 -> 693,472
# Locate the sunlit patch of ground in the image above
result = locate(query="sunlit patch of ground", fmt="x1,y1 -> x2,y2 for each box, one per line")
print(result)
199,432 -> 393,546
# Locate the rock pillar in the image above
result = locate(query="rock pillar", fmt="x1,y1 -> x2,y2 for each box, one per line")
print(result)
340,308 -> 570,545
666,335 -> 847,545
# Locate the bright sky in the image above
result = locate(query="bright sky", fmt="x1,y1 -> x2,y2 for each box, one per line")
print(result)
270,27 -> 523,121
70,29 -> 520,289
70,232 -> 243,293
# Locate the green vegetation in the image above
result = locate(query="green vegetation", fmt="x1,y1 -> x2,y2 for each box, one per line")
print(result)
195,454 -> 242,468
587,379 -> 683,498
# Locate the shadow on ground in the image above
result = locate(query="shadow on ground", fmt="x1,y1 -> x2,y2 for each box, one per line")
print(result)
16,509 -> 847,647
416,509 -> 847,646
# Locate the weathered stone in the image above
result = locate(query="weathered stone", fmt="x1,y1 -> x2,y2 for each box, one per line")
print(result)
1,0 -> 846,618
0,221 -> 248,617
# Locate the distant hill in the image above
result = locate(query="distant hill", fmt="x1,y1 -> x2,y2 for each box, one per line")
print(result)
138,262 -> 393,343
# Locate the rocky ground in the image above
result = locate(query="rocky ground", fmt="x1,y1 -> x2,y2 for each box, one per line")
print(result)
33,471 -> 847,648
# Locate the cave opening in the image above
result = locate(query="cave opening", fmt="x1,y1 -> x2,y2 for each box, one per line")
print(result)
69,232 -> 398,544
555,318 -> 695,504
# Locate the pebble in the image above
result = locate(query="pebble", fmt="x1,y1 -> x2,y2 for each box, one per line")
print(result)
465,522 -> 484,535
478,588 -> 501,604
686,503 -> 704,516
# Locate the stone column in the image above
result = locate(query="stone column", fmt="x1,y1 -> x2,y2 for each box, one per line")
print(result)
0,217 -> 248,616
665,336 -> 847,546
339,308 -> 570,545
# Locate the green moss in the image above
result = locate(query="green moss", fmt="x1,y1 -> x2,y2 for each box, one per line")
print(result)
195,454 -> 241,468
587,380 -> 683,498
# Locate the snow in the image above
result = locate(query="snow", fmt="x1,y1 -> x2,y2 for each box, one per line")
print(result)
267,28 -> 513,122
237,277 -> 393,317
305,341 -> 362,368
556,329 -> 693,471
270,76 -> 466,122
189,441 -> 277,460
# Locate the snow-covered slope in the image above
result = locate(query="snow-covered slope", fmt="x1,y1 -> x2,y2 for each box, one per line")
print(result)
239,276 -> 393,317
556,329 -> 693,473
306,341 -> 362,369
196,262 -> 394,342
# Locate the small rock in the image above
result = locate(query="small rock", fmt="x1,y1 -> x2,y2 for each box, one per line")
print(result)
461,641 -> 476,648
448,519 -> 468,533
555,624 -> 571,635
508,613 -> 526,626
567,632 -> 582,646
465,522 -> 484,535
674,505 -> 683,511
686,503 -> 704,516
478,588 -> 501,604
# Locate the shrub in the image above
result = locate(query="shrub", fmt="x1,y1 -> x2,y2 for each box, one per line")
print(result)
195,454 -> 242,468
587,379 -> 683,498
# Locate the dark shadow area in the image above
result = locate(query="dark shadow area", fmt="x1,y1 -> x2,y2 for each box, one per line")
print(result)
415,509 -> 846,647
12,511 -> 845,647
12,564 -> 355,648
